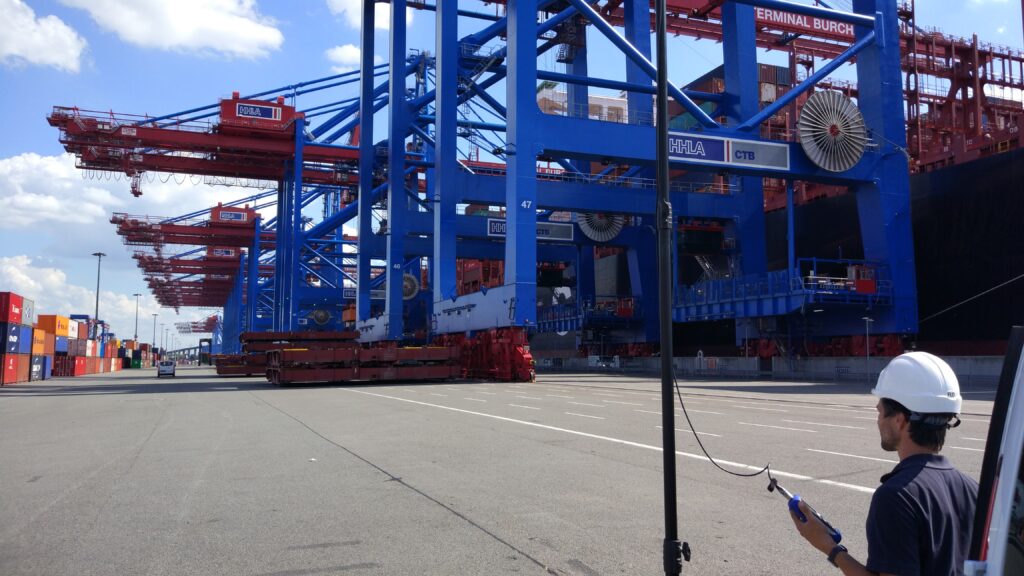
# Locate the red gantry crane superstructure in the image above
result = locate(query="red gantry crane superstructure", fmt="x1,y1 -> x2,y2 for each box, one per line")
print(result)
47,94 -> 359,196
112,204 -> 272,310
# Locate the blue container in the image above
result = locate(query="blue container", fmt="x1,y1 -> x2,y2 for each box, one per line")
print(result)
29,355 -> 44,381
54,335 -> 68,354
17,325 -> 32,355
42,355 -> 52,380
2,323 -> 19,354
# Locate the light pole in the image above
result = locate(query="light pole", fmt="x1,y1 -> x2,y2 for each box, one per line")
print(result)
161,325 -> 166,352
132,293 -> 141,341
151,313 -> 157,348
862,316 -> 874,358
91,252 -> 106,330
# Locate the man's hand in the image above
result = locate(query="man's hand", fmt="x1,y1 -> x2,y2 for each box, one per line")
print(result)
790,500 -> 836,555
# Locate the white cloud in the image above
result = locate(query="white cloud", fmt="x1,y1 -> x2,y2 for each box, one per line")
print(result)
326,0 -> 413,31
0,0 -> 87,73
0,254 -> 211,345
325,43 -> 383,73
0,153 -> 124,228
60,0 -> 283,58
0,153 -> 276,231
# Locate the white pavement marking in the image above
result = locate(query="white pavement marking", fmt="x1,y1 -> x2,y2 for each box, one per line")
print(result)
739,422 -> 816,433
962,437 -> 987,442
346,389 -> 876,494
546,394 -> 575,399
655,426 -> 722,438
852,416 -> 878,421
593,393 -> 621,397
811,406 -> 876,414
568,401 -> 604,408
735,405 -> 789,413
508,404 -> 540,410
677,409 -> 723,415
403,389 -> 418,393
949,446 -> 985,453
515,395 -> 543,400
463,398 -> 487,403
429,393 -> 448,397
602,400 -> 644,406
635,409 -> 661,415
476,391 -> 497,395
566,412 -> 605,420
783,420 -> 865,430
807,449 -> 896,464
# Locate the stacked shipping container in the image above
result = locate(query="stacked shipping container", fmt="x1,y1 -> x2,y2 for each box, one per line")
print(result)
1,292 -> 37,385
0,291 -> 132,384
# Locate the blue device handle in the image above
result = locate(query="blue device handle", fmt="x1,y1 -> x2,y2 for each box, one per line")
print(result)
789,494 -> 842,543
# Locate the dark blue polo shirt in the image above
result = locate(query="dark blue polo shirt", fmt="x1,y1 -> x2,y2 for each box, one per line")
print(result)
865,454 -> 978,575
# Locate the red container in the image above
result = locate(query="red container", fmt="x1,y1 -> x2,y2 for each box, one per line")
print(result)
1,354 -> 18,384
15,354 -> 30,383
0,292 -> 23,325
52,356 -> 88,377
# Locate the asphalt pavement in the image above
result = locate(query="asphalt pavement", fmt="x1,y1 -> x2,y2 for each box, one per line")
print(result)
0,367 -> 995,575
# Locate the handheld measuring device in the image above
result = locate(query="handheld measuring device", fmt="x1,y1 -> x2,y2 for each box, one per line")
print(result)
768,478 -> 842,543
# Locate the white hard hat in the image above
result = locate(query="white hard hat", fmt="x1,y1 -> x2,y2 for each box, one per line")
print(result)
871,352 -> 962,414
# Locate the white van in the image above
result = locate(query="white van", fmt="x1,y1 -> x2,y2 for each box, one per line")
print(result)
965,327 -> 1024,575
157,360 -> 175,378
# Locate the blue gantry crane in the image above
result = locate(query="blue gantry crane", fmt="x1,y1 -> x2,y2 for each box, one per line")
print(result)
51,0 -> 915,377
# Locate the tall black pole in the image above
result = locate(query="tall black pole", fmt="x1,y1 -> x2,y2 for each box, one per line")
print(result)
91,252 -> 106,338
656,0 -> 684,573
133,293 -> 141,341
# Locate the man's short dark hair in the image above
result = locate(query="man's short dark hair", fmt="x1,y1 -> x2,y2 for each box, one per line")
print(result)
879,398 -> 953,451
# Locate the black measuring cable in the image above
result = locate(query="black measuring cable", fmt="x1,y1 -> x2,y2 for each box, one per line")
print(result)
671,373 -> 774,480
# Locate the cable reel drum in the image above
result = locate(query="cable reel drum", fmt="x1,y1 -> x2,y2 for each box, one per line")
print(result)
798,90 -> 869,173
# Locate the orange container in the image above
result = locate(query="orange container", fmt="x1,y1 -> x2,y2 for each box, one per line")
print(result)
31,329 -> 46,355
37,315 -> 70,337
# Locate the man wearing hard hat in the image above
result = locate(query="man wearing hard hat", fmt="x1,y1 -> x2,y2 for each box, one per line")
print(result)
791,352 -> 979,575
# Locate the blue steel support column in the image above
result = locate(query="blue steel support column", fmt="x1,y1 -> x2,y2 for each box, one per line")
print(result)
357,0 -> 376,322
385,0 -> 409,339
286,120 -> 306,330
853,0 -> 916,333
273,174 -> 293,332
577,244 -> 595,320
785,183 -> 795,281
623,0 -> 653,123
507,0 -> 539,326
722,3 -> 767,277
247,217 -> 261,333
433,0 -> 458,303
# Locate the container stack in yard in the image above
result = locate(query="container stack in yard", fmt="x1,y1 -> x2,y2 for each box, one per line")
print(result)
0,305 -> 129,382
1,292 -> 36,385
120,340 -> 155,369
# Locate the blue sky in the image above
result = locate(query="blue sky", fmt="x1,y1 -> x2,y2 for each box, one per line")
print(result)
0,0 -> 1021,349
